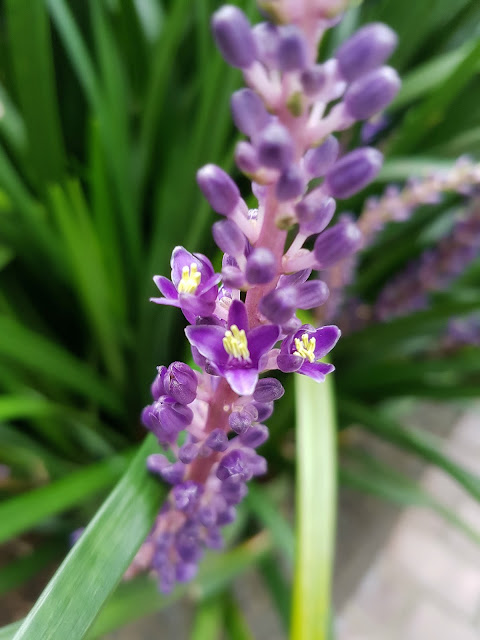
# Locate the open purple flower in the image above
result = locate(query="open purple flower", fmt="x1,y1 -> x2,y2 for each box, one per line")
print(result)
151,247 -> 220,323
185,299 -> 280,395
277,324 -> 340,382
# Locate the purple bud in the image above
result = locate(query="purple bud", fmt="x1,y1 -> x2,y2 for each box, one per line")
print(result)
231,89 -> 270,137
344,67 -> 400,121
259,286 -> 297,324
204,526 -> 224,549
245,247 -> 277,285
304,136 -> 339,177
295,280 -> 330,309
158,400 -> 194,432
296,194 -> 336,235
176,525 -> 203,563
198,506 -> 217,528
246,451 -> 267,476
172,481 -> 203,512
211,5 -> 257,69
222,265 -> 246,289
335,22 -> 398,82
235,141 -> 260,174
217,506 -> 237,526
221,476 -> 248,504
212,219 -> 246,256
253,401 -> 274,422
240,424 -> 269,448
252,22 -> 279,67
277,26 -> 308,71
151,366 -> 167,400
257,122 -> 294,170
197,164 -> 240,216
314,220 -> 362,268
205,428 -> 229,452
178,442 -> 199,464
253,378 -> 285,403
276,166 -> 306,201
164,362 -> 197,405
147,455 -> 185,484
325,147 -> 383,199
176,563 -> 198,583
229,405 -> 258,434
300,65 -> 327,96
217,449 -> 250,481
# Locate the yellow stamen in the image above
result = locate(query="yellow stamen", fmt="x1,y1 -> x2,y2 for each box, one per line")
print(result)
178,263 -> 201,294
223,324 -> 250,360
293,333 -> 316,363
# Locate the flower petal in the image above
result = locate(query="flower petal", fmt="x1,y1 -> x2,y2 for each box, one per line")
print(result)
228,299 -> 249,331
225,367 -> 259,396
150,296 -> 181,308
247,324 -> 280,364
179,293 -> 216,319
277,354 -> 303,373
153,275 -> 178,300
170,247 -> 198,286
185,325 -> 229,366
299,361 -> 335,382
312,325 -> 341,358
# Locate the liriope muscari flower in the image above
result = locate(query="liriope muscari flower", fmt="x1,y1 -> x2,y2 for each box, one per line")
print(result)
136,1 -> 399,592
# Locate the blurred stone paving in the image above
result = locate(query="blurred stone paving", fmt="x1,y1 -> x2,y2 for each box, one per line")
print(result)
336,406 -> 480,640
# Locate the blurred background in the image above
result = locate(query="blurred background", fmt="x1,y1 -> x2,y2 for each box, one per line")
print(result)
1,0 -> 480,638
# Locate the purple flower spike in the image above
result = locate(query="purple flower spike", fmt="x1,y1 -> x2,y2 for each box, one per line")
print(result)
231,89 -> 270,137
277,26 -> 308,71
314,219 -> 362,268
276,166 -> 306,201
277,325 -> 340,382
197,164 -> 241,216
151,247 -> 219,323
325,147 -> 383,199
185,299 -> 280,395
164,362 -> 198,405
304,136 -> 339,178
245,247 -> 277,285
296,194 -> 336,236
212,219 -> 246,257
335,22 -> 398,82
344,67 -> 400,121
257,122 -> 294,170
212,5 -> 257,69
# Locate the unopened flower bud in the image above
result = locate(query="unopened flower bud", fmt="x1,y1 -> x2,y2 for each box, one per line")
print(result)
277,26 -> 308,71
222,265 -> 246,289
344,66 -> 400,120
252,22 -> 279,67
253,377 -> 285,402
151,366 -> 167,400
257,122 -> 294,170
235,141 -> 260,174
197,164 -> 241,215
178,442 -> 199,464
147,455 -> 185,484
335,22 -> 398,82
212,5 -> 257,69
229,405 -> 258,434
245,247 -> 277,284
296,194 -> 336,235
205,428 -> 229,452
314,220 -> 362,268
231,89 -> 270,137
259,286 -> 297,324
276,166 -> 306,201
165,362 -> 197,405
325,147 -> 383,199
295,280 -> 329,309
253,401 -> 274,422
240,424 -> 269,448
217,450 -> 250,481
212,219 -> 246,257
304,136 -> 339,178
300,64 -> 328,96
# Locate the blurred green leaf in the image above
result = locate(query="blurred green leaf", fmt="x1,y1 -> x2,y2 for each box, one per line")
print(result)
190,597 -> 224,640
291,374 -> 336,640
0,540 -> 63,596
224,593 -> 255,640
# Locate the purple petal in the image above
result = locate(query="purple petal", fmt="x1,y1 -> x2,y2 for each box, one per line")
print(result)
299,361 -> 335,382
197,273 -> 221,299
179,293 -> 216,319
277,269 -> 312,288
150,296 -> 181,309
153,275 -> 178,300
170,247 -> 198,286
247,325 -> 280,364
312,325 -> 341,358
185,325 -> 229,366
193,252 -> 215,279
228,299 -> 249,331
225,368 -> 259,396
277,354 -> 303,373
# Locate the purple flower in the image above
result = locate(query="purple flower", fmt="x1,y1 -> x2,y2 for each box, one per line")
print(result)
185,299 -> 280,395
277,325 -> 340,382
151,247 -> 219,323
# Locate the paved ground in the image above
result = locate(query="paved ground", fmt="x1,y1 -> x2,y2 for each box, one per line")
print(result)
337,406 -> 480,640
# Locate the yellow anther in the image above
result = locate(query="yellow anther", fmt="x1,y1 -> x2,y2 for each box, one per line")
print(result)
178,263 -> 201,294
223,324 -> 250,360
293,333 -> 316,363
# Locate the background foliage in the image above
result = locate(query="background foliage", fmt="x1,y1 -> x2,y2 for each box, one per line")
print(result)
0,0 -> 480,637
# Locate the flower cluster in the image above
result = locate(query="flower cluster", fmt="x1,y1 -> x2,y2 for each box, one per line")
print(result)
139,1 -> 399,592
